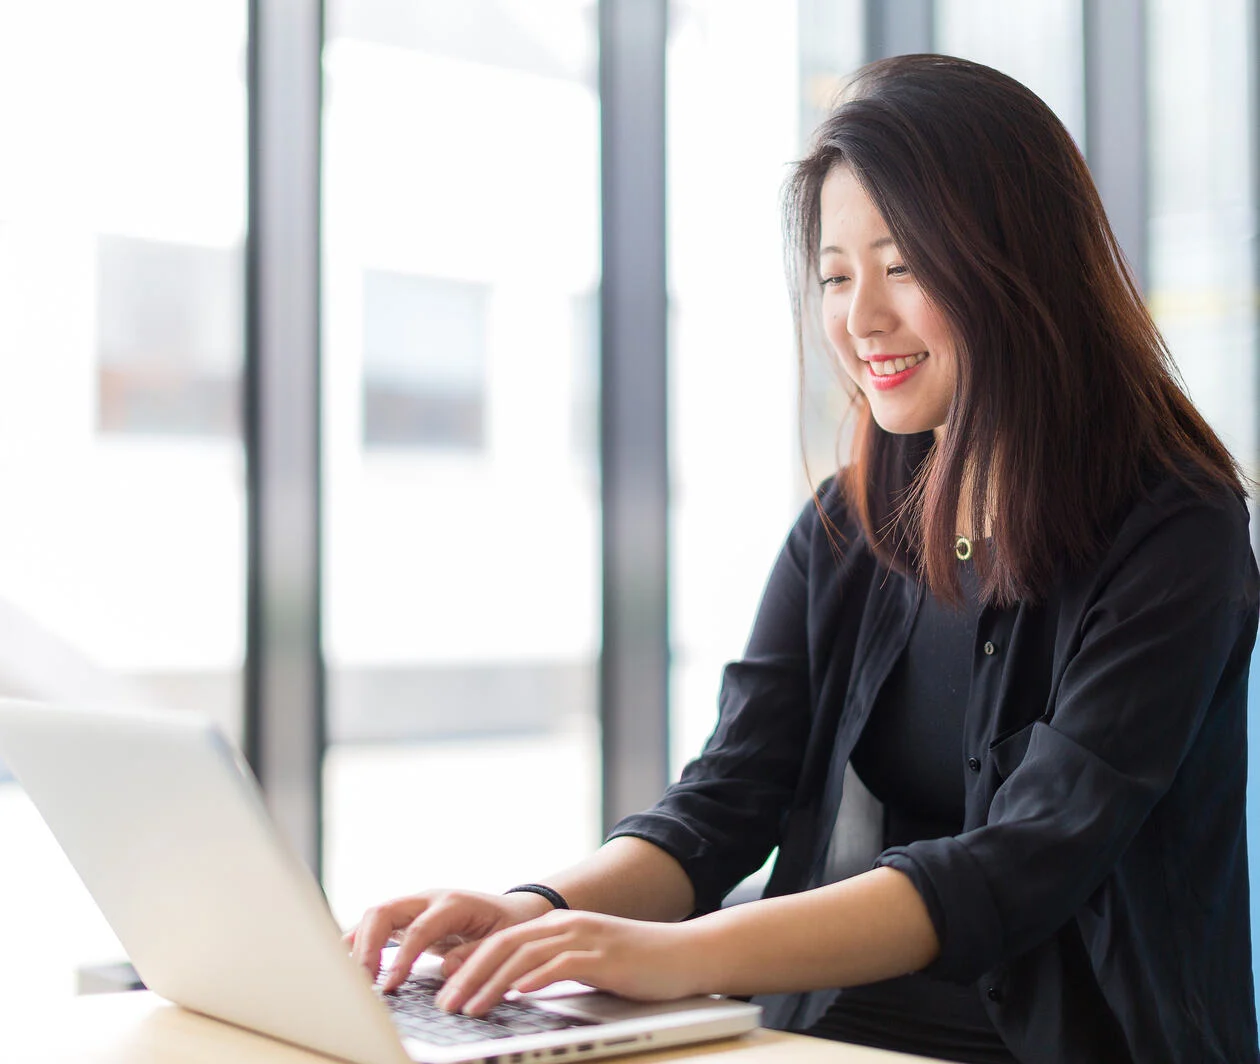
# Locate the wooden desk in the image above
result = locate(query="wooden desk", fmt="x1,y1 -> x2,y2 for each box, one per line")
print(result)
0,991 -> 946,1063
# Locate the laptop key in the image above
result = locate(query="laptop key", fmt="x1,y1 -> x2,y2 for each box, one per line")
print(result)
383,973 -> 595,1047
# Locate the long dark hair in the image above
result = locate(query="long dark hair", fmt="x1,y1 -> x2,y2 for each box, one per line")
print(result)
785,54 -> 1243,605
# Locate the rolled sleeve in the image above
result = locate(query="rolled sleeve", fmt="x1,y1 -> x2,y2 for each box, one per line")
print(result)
880,486 -> 1258,982
877,836 -> 1003,983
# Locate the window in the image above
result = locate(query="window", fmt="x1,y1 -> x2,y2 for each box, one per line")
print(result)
935,0 -> 1085,146
0,0 -> 247,1010
1147,0 -> 1256,477
362,270 -> 489,449
97,235 -> 241,438
321,0 -> 601,927
667,0 -> 863,773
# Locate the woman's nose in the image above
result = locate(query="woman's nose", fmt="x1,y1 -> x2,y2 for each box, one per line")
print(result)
847,278 -> 894,339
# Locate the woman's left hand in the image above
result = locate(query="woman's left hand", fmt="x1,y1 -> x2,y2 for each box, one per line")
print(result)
432,909 -> 707,1016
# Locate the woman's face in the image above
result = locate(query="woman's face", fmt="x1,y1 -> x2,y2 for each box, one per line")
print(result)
818,165 -> 958,436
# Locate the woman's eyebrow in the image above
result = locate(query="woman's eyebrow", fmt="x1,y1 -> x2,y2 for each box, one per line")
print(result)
819,236 -> 896,256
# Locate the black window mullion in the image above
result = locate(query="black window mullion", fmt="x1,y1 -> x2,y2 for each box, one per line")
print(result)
864,0 -> 934,61
1083,0 -> 1148,293
244,0 -> 325,876
598,0 -> 670,833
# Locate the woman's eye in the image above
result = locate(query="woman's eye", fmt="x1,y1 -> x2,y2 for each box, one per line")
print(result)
887,263 -> 911,277
819,274 -> 849,288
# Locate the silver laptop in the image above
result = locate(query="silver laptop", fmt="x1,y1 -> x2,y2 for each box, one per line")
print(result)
0,700 -> 760,1064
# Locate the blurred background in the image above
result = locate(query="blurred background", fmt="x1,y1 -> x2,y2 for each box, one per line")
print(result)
0,0 -> 1256,1018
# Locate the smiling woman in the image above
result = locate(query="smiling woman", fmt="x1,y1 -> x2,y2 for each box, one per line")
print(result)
816,166 -> 958,437
347,55 -> 1259,1064
785,55 -> 1242,610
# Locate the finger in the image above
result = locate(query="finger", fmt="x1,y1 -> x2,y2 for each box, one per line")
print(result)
426,933 -> 471,958
349,910 -> 390,978
432,910 -> 577,1009
461,938 -> 577,1016
354,902 -> 423,982
439,940 -> 480,978
384,902 -> 469,991
432,922 -> 548,1010
439,931 -> 575,1016
511,949 -> 600,994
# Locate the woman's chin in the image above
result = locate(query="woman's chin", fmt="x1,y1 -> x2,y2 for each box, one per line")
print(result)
867,410 -> 945,436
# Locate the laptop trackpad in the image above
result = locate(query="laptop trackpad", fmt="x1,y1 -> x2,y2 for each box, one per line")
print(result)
540,992 -> 725,1023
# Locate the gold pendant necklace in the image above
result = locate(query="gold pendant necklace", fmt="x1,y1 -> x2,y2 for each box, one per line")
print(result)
954,534 -> 973,561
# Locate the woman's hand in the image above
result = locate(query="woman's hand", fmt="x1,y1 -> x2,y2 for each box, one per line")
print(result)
343,888 -> 552,990
433,910 -> 706,1017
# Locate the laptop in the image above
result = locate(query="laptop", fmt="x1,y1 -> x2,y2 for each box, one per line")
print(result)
0,700 -> 760,1064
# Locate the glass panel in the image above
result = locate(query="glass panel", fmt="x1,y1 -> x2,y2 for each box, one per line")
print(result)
361,271 -> 490,449
795,0 -> 868,502
935,0 -> 1086,148
667,0 -> 863,779
1146,0 -> 1258,990
1147,0 -> 1256,478
97,236 -> 241,438
321,0 -> 602,928
0,0 -> 247,1007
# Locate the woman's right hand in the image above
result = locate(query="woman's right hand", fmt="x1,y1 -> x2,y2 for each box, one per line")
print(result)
343,888 -> 553,991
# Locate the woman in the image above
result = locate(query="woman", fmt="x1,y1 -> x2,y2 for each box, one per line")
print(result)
347,56 -> 1260,1063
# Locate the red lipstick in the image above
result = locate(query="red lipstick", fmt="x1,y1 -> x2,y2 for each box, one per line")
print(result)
866,353 -> 927,391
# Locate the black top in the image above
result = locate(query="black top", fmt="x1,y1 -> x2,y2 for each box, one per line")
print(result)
811,559 -> 1018,1062
609,467 -> 1260,1064
849,560 -> 979,845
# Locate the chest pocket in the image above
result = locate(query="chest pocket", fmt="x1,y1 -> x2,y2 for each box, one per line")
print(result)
989,720 -> 1039,780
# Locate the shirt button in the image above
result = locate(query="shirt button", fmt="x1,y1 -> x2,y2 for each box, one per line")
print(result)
986,986 -> 1003,1003
967,756 -> 981,773
983,640 -> 996,656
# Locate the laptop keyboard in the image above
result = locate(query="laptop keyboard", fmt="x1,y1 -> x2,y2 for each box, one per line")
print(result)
382,975 -> 594,1046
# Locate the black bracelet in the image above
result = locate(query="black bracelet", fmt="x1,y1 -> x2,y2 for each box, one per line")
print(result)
505,883 -> 570,910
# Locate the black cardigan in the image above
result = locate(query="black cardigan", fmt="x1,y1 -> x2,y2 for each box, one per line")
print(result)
610,470 -> 1260,1064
